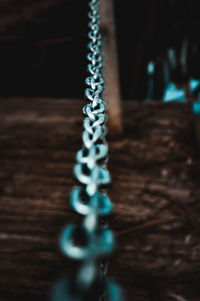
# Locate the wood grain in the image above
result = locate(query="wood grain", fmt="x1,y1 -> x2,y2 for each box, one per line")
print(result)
0,98 -> 200,300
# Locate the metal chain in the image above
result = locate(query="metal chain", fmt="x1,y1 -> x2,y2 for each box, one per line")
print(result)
53,1 -> 123,300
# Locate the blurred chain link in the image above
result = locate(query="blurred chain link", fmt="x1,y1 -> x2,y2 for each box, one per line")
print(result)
55,0 -> 123,300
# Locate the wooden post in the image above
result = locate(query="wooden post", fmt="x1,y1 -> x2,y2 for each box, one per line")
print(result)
99,0 -> 123,137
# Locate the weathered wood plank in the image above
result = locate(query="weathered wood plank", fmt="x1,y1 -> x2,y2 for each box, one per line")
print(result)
0,98 -> 200,300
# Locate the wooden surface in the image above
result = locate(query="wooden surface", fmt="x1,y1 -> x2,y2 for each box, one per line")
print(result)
100,0 -> 123,135
0,98 -> 200,300
0,0 -> 64,34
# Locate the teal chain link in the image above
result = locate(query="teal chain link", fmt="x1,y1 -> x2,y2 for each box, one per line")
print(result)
52,0 -> 123,300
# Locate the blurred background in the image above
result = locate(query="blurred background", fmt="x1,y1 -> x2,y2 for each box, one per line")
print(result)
0,0 -> 199,101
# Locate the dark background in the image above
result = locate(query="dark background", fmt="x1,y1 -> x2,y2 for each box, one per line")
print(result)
0,0 -> 199,99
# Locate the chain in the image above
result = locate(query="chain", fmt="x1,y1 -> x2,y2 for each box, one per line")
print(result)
52,0 -> 123,300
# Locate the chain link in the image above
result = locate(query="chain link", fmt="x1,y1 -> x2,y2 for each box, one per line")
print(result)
52,1 -> 123,300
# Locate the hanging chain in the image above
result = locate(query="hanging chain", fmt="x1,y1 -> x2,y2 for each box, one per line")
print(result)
52,0 -> 123,300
